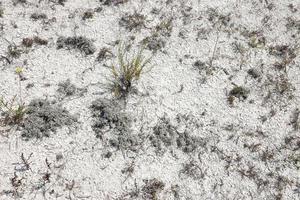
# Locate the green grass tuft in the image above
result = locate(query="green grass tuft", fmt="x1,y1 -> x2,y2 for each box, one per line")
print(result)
109,44 -> 151,98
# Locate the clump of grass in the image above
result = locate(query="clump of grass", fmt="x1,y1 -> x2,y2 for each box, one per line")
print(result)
0,96 -> 26,125
109,44 -> 151,98
0,67 -> 26,125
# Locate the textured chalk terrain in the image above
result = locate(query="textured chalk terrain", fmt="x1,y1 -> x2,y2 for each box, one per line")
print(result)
0,0 -> 299,199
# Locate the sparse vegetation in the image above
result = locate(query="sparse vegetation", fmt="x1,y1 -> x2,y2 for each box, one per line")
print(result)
228,86 -> 249,105
0,1 -> 299,199
30,13 -> 47,21
290,108 -> 300,130
21,99 -> 76,140
90,98 -> 129,138
33,36 -> 48,45
57,36 -> 96,55
0,96 -> 26,125
119,12 -> 146,31
82,9 -> 94,20
108,44 -> 151,98
0,7 -> 4,18
7,44 -> 22,59
90,98 -> 141,152
96,47 -> 113,62
12,0 -> 27,6
57,79 -> 77,96
141,17 -> 173,53
150,115 -> 204,154
22,38 -> 33,48
100,0 -> 128,6
0,67 -> 26,126
248,32 -> 266,48
57,79 -> 86,98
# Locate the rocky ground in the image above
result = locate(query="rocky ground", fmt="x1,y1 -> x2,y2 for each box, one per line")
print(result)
0,0 -> 299,199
